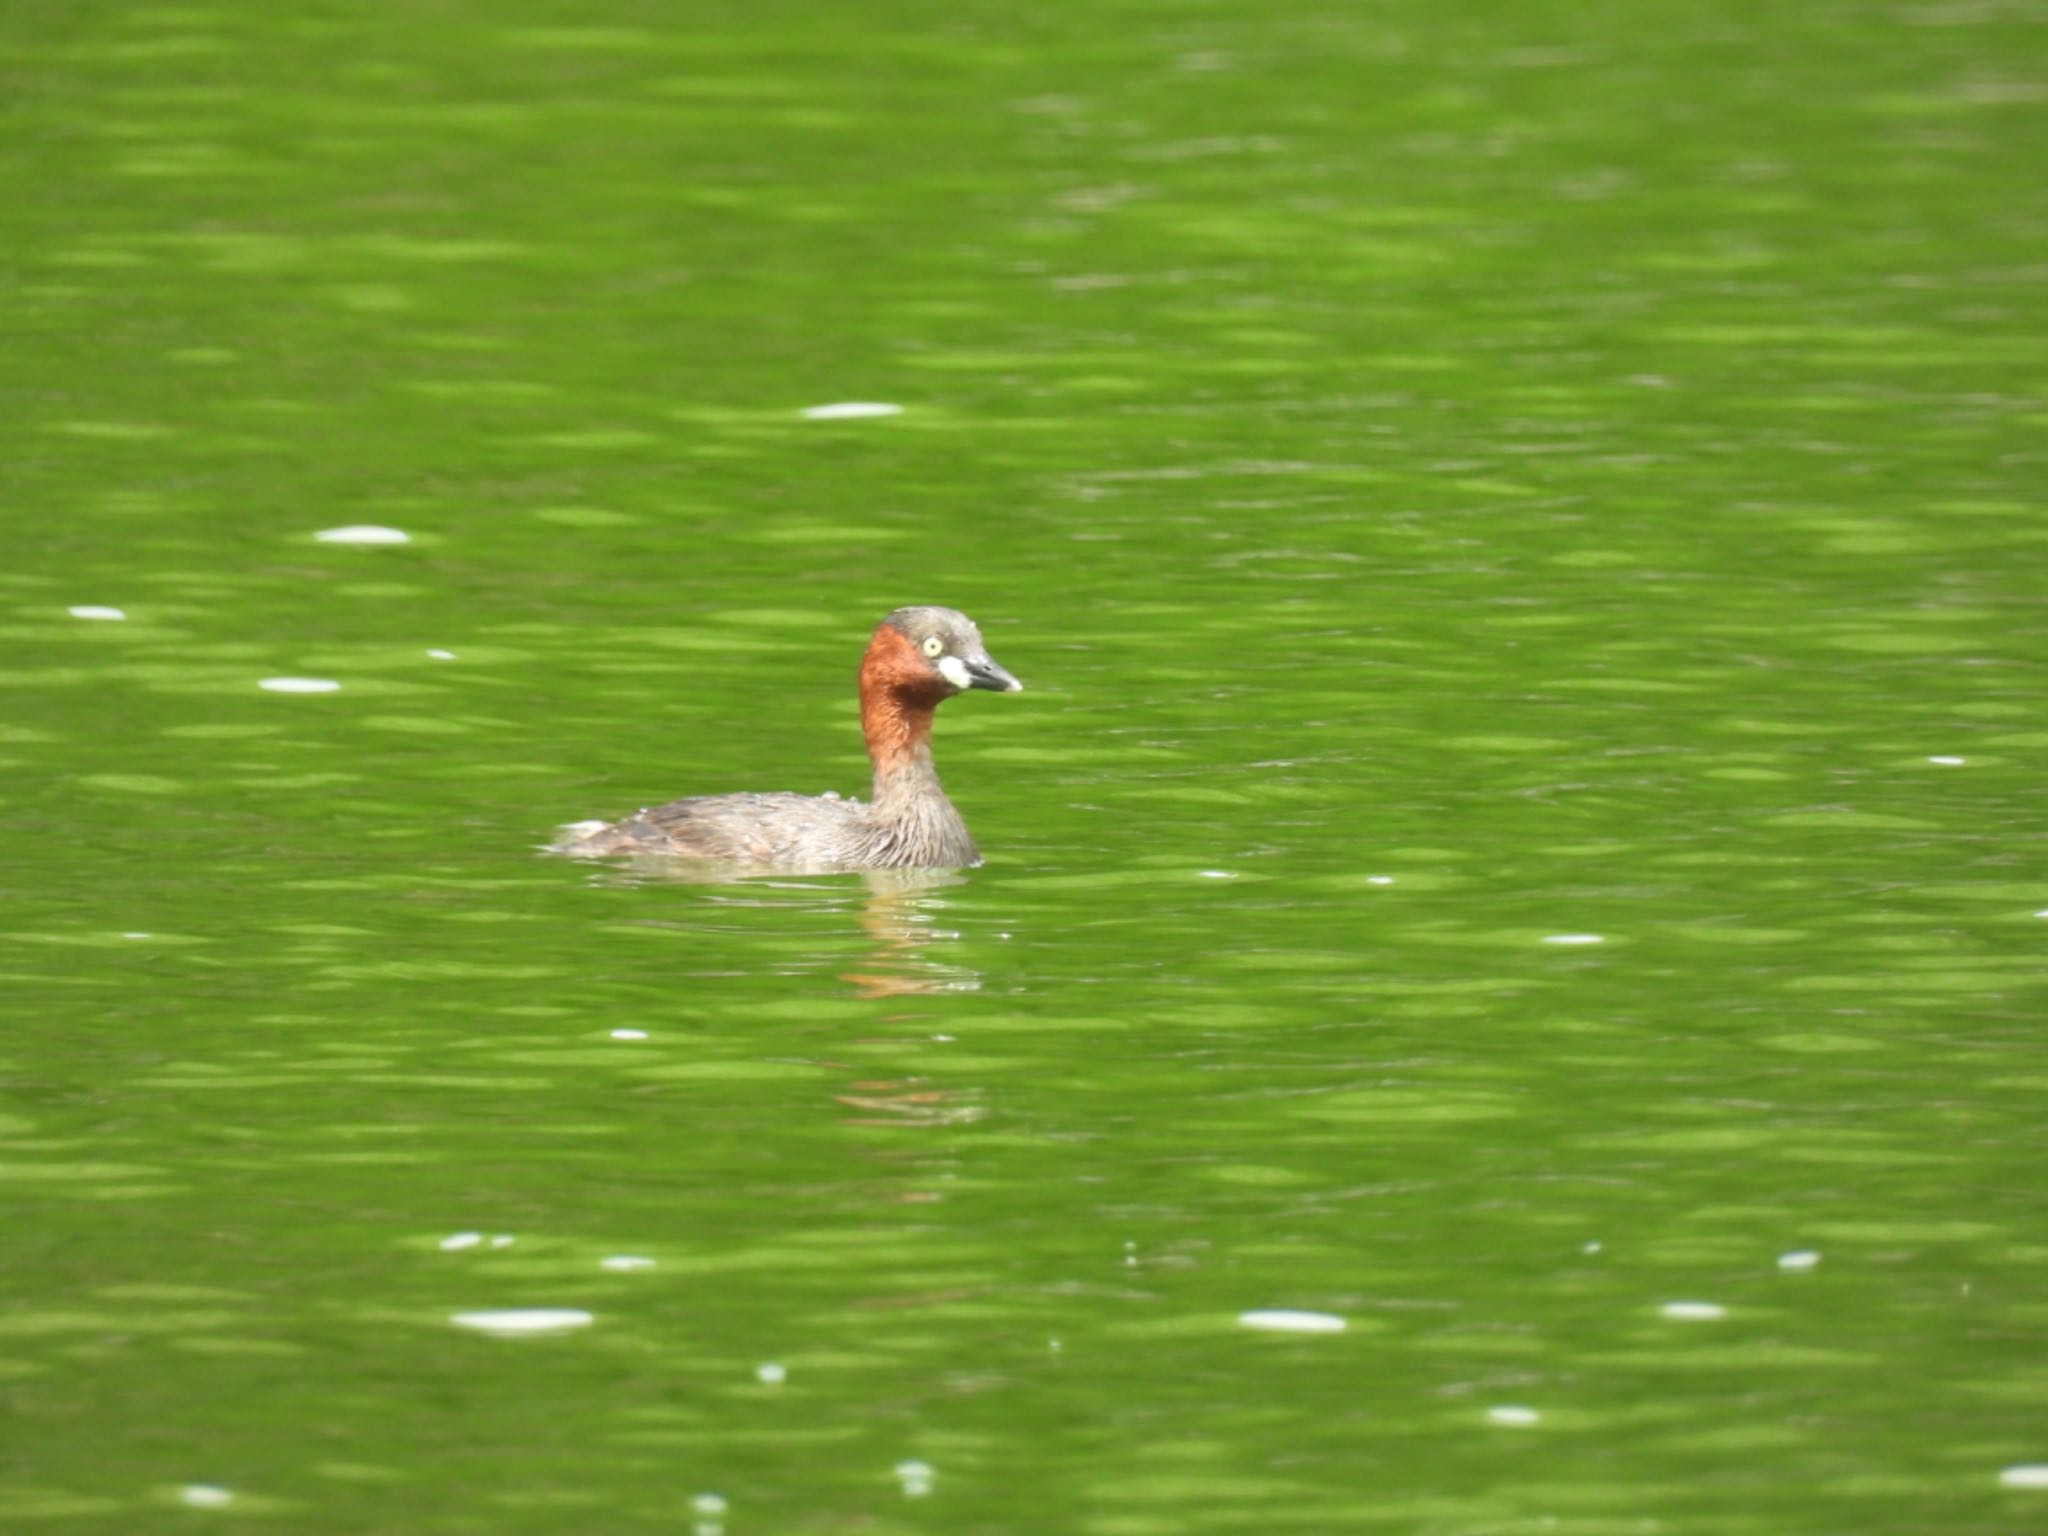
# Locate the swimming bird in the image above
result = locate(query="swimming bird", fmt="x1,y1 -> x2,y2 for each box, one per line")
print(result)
552,605 -> 1021,870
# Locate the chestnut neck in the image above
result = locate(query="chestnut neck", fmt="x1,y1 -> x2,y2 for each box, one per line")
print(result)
852,621 -> 979,864
858,626 -> 948,791
861,689 -> 937,776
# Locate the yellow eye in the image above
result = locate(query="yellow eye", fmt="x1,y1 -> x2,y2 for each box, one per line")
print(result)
921,635 -> 945,658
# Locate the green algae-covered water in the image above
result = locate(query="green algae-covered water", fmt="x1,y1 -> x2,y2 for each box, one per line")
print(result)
5,2 -> 2047,1531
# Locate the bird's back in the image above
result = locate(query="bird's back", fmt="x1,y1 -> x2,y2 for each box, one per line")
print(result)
553,790 -> 872,867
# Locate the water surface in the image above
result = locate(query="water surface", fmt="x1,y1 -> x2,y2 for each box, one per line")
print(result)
3,1 -> 2046,1531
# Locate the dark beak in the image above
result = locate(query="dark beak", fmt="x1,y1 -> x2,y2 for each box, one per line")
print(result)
965,651 -> 1023,693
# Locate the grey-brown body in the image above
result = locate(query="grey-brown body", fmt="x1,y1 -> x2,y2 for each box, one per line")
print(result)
551,606 -> 1019,872
555,764 -> 977,870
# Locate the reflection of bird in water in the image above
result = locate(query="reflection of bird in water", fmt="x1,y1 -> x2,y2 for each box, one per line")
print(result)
834,1080 -> 983,1127
557,864 -> 987,1000
556,862 -> 992,1125
840,868 -> 982,999
834,869 -> 987,1126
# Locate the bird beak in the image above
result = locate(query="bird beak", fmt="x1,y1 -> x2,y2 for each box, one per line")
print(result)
965,651 -> 1023,693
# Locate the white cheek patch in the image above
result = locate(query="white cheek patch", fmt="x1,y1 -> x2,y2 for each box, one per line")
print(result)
937,655 -> 972,689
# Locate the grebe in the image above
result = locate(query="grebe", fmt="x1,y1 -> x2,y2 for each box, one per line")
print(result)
551,605 -> 1021,870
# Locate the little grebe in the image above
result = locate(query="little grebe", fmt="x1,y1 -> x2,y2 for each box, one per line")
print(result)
552,605 -> 1021,870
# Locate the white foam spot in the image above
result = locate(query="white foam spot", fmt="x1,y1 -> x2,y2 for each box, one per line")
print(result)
178,1485 -> 234,1509
1927,755 -> 1966,766
122,932 -> 152,940
1582,1240 -> 1603,1254
801,402 -> 902,420
1542,933 -> 1605,946
1198,869 -> 1237,880
427,648 -> 455,660
601,1255 -> 655,1272
755,1361 -> 787,1384
691,1494 -> 728,1516
259,677 -> 340,694
68,605 -> 127,621
1777,1250 -> 1821,1271
894,1460 -> 935,1497
2001,1465 -> 2048,1489
315,524 -> 410,545
490,1234 -> 514,1248
1366,875 -> 1395,885
1660,1300 -> 1726,1321
438,1231 -> 483,1251
1487,1405 -> 1541,1427
1238,1309 -> 1346,1334
611,1028 -> 648,1041
449,1308 -> 591,1337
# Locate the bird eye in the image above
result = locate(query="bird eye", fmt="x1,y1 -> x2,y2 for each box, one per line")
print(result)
921,635 -> 945,658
